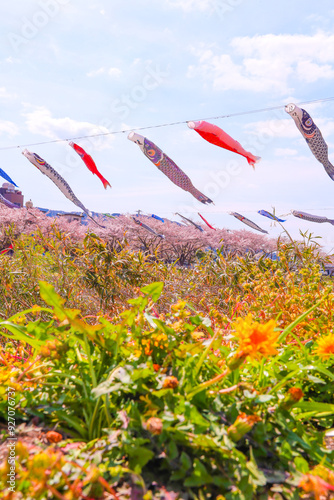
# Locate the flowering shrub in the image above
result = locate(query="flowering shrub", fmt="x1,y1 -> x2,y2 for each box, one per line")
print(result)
0,205 -> 276,260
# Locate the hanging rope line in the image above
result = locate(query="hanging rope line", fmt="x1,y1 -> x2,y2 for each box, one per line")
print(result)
153,207 -> 334,215
1,96 -> 334,152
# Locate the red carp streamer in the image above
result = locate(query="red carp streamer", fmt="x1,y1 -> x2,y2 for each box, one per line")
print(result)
198,212 -> 216,230
188,120 -> 261,169
69,142 -> 111,189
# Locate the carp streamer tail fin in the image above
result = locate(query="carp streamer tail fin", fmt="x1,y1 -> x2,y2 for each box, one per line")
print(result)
247,155 -> 261,169
188,186 -> 213,205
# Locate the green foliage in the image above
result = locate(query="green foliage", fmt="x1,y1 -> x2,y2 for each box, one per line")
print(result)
0,231 -> 334,499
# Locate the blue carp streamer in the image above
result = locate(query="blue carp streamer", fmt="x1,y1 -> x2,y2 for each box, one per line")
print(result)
258,210 -> 286,222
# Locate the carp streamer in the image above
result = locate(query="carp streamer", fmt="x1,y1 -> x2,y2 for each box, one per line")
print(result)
69,142 -> 111,189
128,131 -> 213,204
285,103 -> 334,181
22,149 -> 104,227
187,120 -> 261,168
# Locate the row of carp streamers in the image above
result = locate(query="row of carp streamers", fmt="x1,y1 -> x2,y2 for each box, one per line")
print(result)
135,209 -> 334,237
0,103 -> 333,234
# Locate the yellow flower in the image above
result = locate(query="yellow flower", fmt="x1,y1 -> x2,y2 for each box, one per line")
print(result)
312,465 -> 334,485
171,301 -> 190,319
314,332 -> 334,359
170,320 -> 184,332
191,330 -> 206,341
231,314 -> 279,359
171,300 -> 187,313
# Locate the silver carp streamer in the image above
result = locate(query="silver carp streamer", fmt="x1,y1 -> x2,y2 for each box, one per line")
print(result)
22,150 -> 104,227
175,212 -> 204,231
285,103 -> 334,181
292,210 -> 334,225
128,132 -> 213,205
229,211 -> 268,234
132,217 -> 165,238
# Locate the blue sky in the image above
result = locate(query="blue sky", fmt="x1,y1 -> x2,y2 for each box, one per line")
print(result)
1,0 -> 334,251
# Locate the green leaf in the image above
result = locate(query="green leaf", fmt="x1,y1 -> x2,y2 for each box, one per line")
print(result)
307,374 -> 326,384
185,405 -> 210,430
308,365 -> 334,381
278,293 -> 330,343
167,441 -> 178,461
255,395 -> 275,403
140,282 -> 164,301
246,461 -> 267,486
294,401 -> 334,419
184,459 -> 213,487
55,410 -> 88,440
170,452 -> 192,481
247,447 -> 267,486
0,322 -> 43,349
124,445 -> 154,473
294,456 -> 309,473
39,281 -> 66,321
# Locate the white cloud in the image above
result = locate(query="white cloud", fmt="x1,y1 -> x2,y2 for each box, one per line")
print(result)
108,67 -> 122,78
0,120 -> 19,136
22,105 -> 114,150
87,66 -> 122,78
188,33 -> 334,94
316,118 -> 334,137
0,87 -> 17,100
296,60 -> 334,83
5,56 -> 21,64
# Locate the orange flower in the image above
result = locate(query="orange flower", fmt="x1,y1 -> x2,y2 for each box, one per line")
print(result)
46,431 -> 63,444
227,412 -> 261,442
231,314 -> 279,359
299,474 -> 334,500
314,333 -> 334,359
279,387 -> 304,411
163,376 -> 178,389
288,387 -> 304,401
146,417 -> 163,435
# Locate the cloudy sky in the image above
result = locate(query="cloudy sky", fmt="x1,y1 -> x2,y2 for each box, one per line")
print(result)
1,0 -> 334,251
